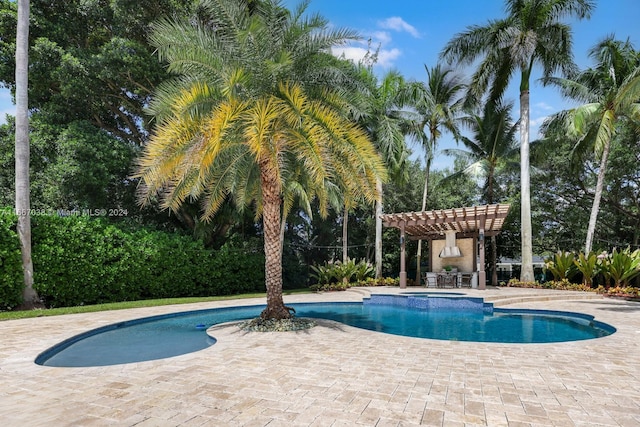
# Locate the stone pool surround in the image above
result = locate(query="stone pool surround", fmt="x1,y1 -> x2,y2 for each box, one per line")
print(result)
2,287 -> 638,426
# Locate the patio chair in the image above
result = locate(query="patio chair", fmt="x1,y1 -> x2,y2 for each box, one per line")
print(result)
437,272 -> 456,288
423,272 -> 437,288
459,273 -> 473,288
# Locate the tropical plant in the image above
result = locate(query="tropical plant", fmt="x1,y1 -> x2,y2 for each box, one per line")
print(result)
541,36 -> 640,253
544,251 -> 577,281
399,63 -> 465,282
441,0 -> 594,281
443,99 -> 519,285
600,247 -> 640,287
353,259 -> 375,282
135,0 -> 386,319
310,258 -> 374,286
309,261 -> 334,286
331,258 -> 358,284
353,67 -> 410,278
573,251 -> 601,287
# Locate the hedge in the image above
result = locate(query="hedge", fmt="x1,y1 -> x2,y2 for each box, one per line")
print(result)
0,212 -> 23,310
0,213 -> 267,309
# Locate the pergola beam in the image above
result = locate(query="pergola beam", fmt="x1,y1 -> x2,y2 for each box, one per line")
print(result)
381,204 -> 510,238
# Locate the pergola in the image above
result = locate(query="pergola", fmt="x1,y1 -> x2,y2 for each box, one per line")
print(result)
381,204 -> 511,289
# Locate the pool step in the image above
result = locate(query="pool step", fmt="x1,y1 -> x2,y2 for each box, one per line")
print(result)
347,287 -> 604,307
484,292 -> 603,307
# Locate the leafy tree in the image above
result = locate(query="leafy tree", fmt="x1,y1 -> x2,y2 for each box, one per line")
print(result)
353,67 -> 410,277
0,0 -> 249,241
0,0 -> 194,146
441,0 -> 594,281
135,0 -> 386,319
542,36 -> 640,253
443,100 -> 520,284
0,117 -> 137,213
400,64 -> 465,282
379,158 -> 478,279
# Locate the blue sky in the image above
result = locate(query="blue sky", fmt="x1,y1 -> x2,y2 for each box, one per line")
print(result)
2,0 -> 639,169
288,0 -> 640,169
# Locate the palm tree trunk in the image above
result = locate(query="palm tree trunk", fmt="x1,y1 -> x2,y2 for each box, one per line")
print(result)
584,139 -> 611,254
279,208 -> 286,256
259,160 -> 292,320
342,205 -> 348,263
519,89 -> 535,282
375,178 -> 383,279
488,171 -> 498,286
415,154 -> 431,284
15,0 -> 39,309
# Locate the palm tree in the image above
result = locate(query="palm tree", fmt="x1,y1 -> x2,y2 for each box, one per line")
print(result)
443,100 -> 520,285
15,0 -> 40,309
354,67 -> 410,278
542,36 -> 640,253
135,0 -> 387,319
441,0 -> 594,282
400,64 -> 464,282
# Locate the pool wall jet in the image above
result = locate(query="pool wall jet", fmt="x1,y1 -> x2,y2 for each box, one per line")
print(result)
363,294 -> 494,314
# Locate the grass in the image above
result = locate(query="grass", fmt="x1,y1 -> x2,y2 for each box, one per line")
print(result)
0,289 -> 311,321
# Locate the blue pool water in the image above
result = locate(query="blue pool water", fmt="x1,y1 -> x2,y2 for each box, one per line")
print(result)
36,296 -> 615,367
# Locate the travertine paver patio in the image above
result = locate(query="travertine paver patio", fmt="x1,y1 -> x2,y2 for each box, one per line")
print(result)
1,287 -> 639,426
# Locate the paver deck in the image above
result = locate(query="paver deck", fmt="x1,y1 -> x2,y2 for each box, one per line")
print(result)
1,287 -> 639,426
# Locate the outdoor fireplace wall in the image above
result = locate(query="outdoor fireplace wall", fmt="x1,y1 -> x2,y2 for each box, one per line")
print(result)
431,238 -> 475,272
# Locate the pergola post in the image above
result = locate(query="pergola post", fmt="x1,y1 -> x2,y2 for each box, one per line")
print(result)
478,227 -> 486,290
399,222 -> 406,288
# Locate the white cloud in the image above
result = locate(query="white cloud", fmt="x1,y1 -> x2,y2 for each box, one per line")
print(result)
530,115 -> 549,128
376,48 -> 402,67
330,17 -> 417,69
371,31 -> 392,45
378,17 -> 420,38
530,115 -> 550,138
534,102 -> 554,111
332,46 -> 401,68
332,46 -> 370,64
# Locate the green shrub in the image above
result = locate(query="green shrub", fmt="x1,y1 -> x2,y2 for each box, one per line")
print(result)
596,285 -> 640,298
544,251 -> 577,281
505,277 -> 593,292
573,252 -> 601,287
0,211 -> 23,310
310,262 -> 334,285
310,258 -> 374,286
353,277 -> 399,287
207,239 -> 265,295
0,212 -> 273,309
601,247 -> 640,287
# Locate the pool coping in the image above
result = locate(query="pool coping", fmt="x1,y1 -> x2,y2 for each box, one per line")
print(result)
1,286 -> 639,426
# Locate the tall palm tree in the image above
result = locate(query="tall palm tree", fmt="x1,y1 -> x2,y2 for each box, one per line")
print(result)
400,64 -> 464,282
443,100 -> 520,285
354,67 -> 409,278
441,0 -> 594,282
15,0 -> 40,308
135,0 -> 387,319
542,36 -> 640,253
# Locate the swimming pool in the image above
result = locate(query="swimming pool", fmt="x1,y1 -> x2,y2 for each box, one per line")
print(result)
35,295 -> 615,367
